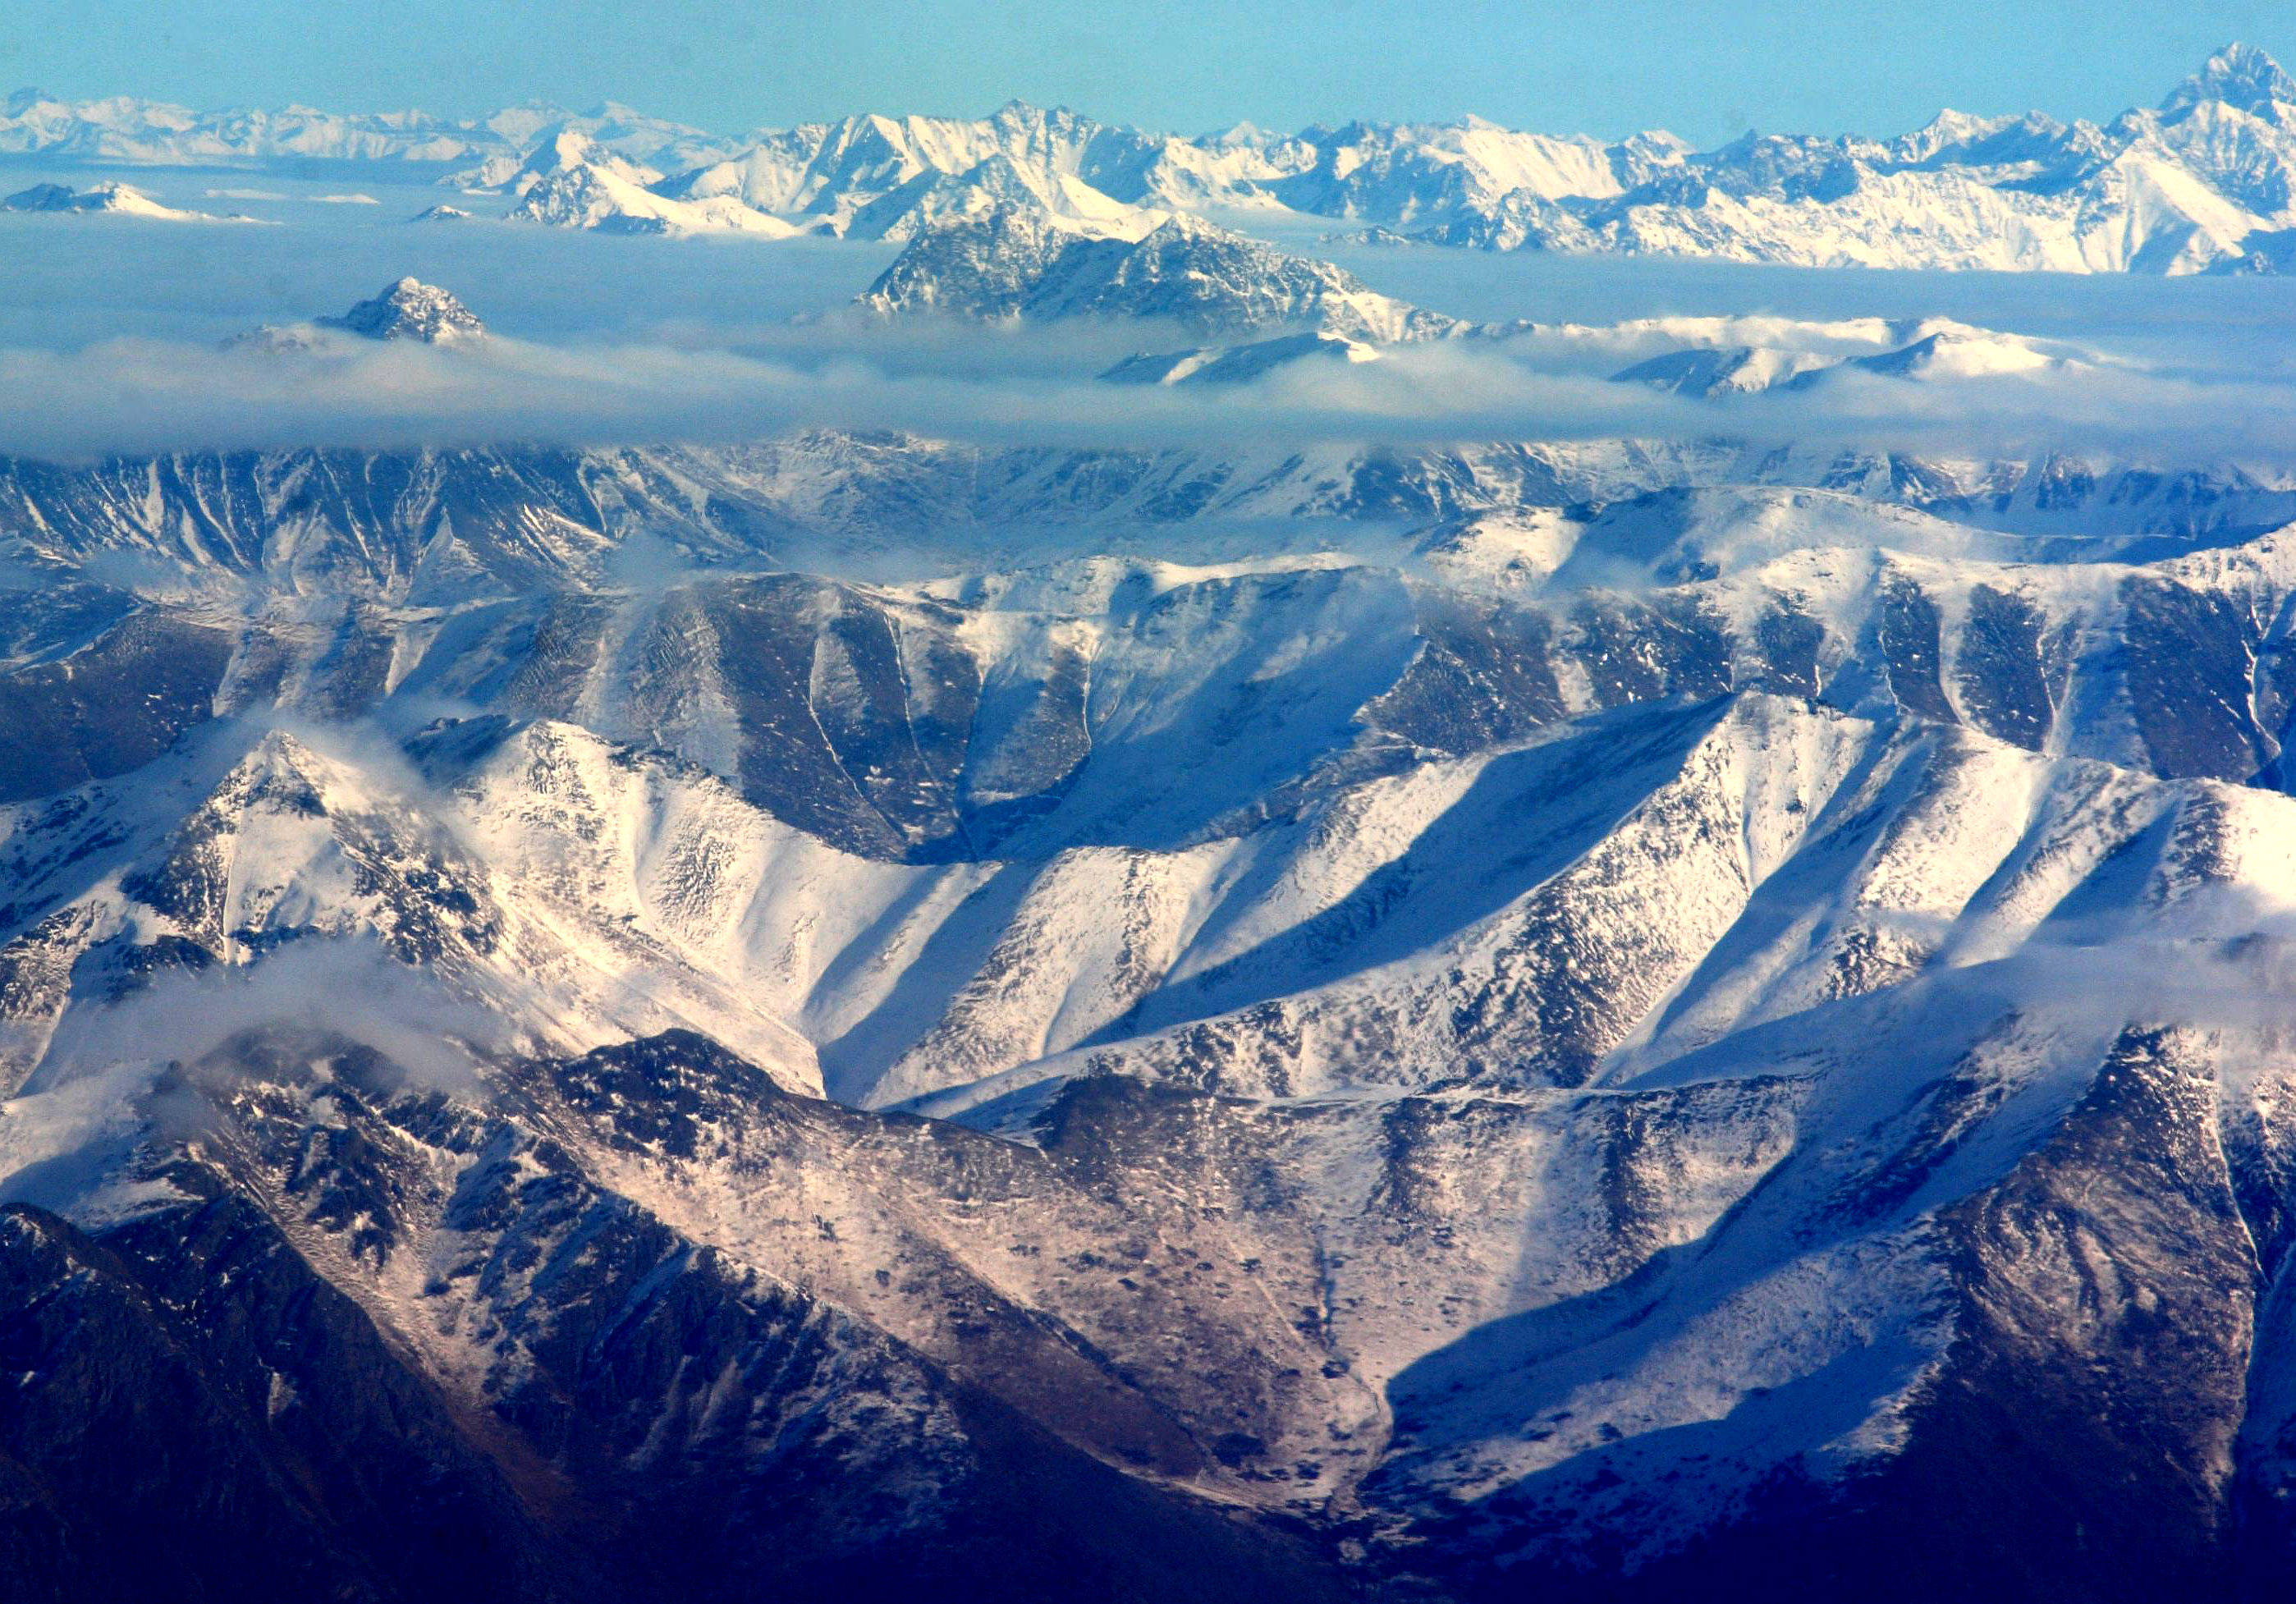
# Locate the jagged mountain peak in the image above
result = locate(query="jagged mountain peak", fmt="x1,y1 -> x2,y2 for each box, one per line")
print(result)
859,200 -> 1454,341
319,277 -> 486,343
518,124 -> 662,185
2162,41 -> 2296,117
990,96 -> 1061,121
535,126 -> 602,166
1203,118 -> 1269,147
851,199 -> 1091,315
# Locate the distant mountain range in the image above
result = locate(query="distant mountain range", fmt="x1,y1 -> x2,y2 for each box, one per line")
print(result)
849,204 -> 2118,402
11,45 -> 2296,270
0,87 -> 739,169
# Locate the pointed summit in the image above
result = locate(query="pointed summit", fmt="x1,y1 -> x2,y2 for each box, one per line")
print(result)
319,277 -> 485,343
2161,42 -> 2296,116
1204,119 -> 1267,149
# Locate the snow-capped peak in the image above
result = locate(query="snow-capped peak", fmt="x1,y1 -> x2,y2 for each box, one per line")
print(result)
859,200 -> 1455,341
2161,42 -> 2296,117
1203,119 -> 1270,149
2,180 -> 223,221
319,277 -> 486,343
525,127 -> 657,184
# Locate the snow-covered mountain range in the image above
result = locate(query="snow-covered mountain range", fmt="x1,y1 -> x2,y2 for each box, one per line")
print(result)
0,85 -> 741,168
12,39 -> 2296,1604
10,404 -> 2296,1597
1612,317 -> 2079,396
15,45 -> 2296,271
1350,43 -> 2296,272
849,211 -> 2119,405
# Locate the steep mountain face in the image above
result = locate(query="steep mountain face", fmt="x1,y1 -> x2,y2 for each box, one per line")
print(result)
858,205 -> 1456,339
319,277 -> 487,342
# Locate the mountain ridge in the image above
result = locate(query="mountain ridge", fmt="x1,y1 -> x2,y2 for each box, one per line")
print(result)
13,46 -> 2296,271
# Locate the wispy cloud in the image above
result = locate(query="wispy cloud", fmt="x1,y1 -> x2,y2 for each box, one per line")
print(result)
2,318 -> 2294,465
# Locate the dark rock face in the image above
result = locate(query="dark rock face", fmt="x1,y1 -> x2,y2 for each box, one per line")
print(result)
0,1197 -> 558,1604
1380,1029 -> 2265,1604
1954,582 -> 2064,749
0,612 -> 232,801
1877,580 -> 1954,722
2121,579 -> 2271,780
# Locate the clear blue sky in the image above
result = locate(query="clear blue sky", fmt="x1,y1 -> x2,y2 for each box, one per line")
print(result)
7,0 -> 2294,145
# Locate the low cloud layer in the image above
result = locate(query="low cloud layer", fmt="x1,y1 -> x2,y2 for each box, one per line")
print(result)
2,197 -> 2295,466
0,934 -> 507,1219
34,936 -> 507,1093
2,316 -> 2294,466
